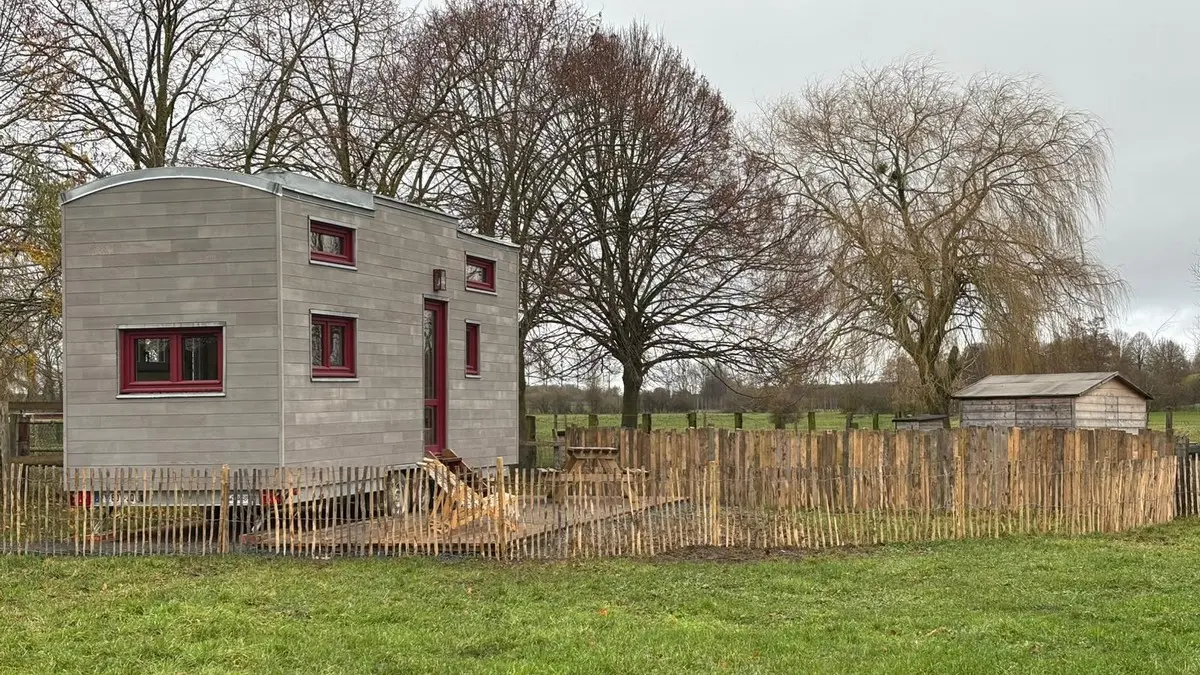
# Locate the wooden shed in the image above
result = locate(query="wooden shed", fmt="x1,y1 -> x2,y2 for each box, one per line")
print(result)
952,372 -> 1150,432
892,414 -> 950,432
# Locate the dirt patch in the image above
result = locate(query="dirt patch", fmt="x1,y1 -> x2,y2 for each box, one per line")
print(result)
647,544 -> 883,563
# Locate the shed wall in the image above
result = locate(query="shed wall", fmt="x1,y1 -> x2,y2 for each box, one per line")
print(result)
1073,380 -> 1147,431
62,180 -> 281,468
278,196 -> 518,467
960,397 -> 1075,428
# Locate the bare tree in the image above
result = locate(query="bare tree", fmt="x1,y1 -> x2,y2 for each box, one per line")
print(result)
426,0 -> 597,426
221,0 -> 480,202
0,167 -> 66,398
0,3 -> 47,176
752,59 -> 1123,413
215,0 -> 352,173
549,26 -> 830,427
20,0 -> 249,174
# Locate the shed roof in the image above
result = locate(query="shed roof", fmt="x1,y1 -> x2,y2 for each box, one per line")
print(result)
952,372 -> 1151,400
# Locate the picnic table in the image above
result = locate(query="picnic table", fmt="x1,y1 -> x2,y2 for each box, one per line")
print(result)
548,446 -> 641,501
562,446 -> 621,475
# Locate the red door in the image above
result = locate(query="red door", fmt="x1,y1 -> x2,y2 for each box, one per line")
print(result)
423,299 -> 447,456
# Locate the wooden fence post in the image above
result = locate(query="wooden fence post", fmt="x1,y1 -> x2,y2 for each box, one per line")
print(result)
772,412 -> 785,430
733,412 -> 743,429
0,400 -> 8,468
807,411 -> 816,432
495,457 -> 507,559
1165,407 -> 1174,436
219,465 -> 230,554
872,413 -> 880,430
687,411 -> 698,428
587,414 -> 599,428
708,460 -> 720,546
519,415 -> 538,469
640,413 -> 652,433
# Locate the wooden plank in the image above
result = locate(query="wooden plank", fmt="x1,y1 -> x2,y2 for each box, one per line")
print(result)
8,453 -> 63,467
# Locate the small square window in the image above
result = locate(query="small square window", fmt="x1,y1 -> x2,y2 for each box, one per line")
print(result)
312,314 -> 356,378
119,327 -> 223,394
310,220 -> 355,267
465,255 -> 495,292
465,322 -> 480,376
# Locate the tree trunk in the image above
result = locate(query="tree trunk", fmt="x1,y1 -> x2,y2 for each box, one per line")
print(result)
922,388 -> 951,416
915,355 -> 952,415
620,364 -> 643,429
919,369 -> 953,415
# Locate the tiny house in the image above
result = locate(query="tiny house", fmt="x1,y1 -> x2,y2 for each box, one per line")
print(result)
61,167 -> 518,470
952,372 -> 1150,432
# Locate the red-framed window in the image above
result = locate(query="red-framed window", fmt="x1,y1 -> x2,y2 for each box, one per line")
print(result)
119,327 -> 223,394
311,314 -> 357,379
465,322 -> 480,376
310,220 -> 355,267
465,255 -> 496,292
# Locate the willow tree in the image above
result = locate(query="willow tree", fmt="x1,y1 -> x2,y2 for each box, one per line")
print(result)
752,59 -> 1123,413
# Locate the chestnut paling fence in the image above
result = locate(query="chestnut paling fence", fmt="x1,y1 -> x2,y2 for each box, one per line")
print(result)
0,428 -> 1190,559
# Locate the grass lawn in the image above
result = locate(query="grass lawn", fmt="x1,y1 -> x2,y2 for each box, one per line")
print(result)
3,521 -> 1200,674
533,409 -> 1200,442
531,411 -> 894,442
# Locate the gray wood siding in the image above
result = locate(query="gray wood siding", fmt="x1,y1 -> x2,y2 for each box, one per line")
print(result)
1073,380 -> 1147,431
278,196 -> 519,467
959,399 -> 1016,428
63,180 -> 281,468
960,397 -> 1074,428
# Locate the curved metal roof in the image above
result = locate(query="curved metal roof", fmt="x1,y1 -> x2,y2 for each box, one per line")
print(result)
61,166 -> 377,211
61,166 -> 520,248
952,372 -> 1152,400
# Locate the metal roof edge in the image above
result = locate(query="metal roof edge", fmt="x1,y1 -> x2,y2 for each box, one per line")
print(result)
60,167 -> 377,212
456,228 -> 519,250
372,194 -> 459,223
61,167 -> 283,204
260,170 -> 374,211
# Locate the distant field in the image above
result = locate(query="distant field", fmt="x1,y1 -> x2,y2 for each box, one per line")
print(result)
1149,409 -> 1200,439
529,411 -> 894,443
530,409 -> 1200,443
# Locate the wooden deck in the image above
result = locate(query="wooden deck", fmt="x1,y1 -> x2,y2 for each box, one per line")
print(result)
239,493 -> 689,555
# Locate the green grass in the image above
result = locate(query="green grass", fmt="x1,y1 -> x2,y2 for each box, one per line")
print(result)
3,521 -> 1200,673
531,412 -> 896,442
1149,409 -> 1200,440
532,409 -> 1200,443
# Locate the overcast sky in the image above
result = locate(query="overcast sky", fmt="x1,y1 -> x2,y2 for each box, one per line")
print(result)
589,0 -> 1200,345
